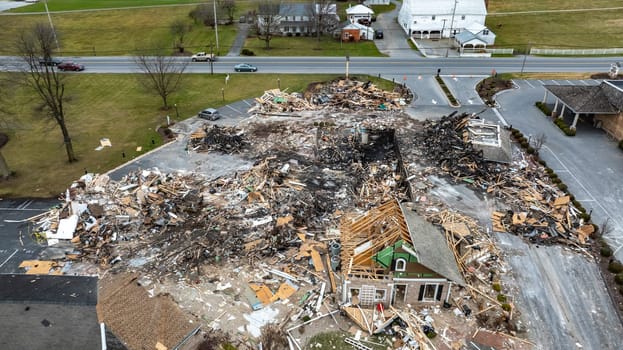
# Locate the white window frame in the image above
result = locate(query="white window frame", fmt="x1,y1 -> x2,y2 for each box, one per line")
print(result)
423,283 -> 440,302
395,258 -> 407,271
374,289 -> 387,301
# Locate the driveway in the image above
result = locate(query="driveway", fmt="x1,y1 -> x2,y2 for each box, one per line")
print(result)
372,0 -> 417,58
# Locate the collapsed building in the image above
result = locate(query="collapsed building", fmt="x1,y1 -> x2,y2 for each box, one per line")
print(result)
22,79 -> 591,350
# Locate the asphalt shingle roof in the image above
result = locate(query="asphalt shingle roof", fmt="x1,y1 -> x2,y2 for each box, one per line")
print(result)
544,81 -> 623,114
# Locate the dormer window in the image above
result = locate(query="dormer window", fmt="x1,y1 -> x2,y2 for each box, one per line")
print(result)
461,15 -> 466,20
431,15 -> 436,20
395,258 -> 407,271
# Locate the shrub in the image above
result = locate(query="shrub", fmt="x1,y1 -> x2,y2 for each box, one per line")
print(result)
535,101 -> 551,116
527,147 -> 535,154
551,177 -> 561,184
492,283 -> 502,292
497,294 -> 507,303
545,167 -> 554,174
580,212 -> 591,221
615,274 -> 623,285
520,141 -> 529,149
601,246 -> 613,257
619,140 -> 623,150
608,261 -> 623,273
241,48 -> 255,56
501,303 -> 512,312
556,183 -> 568,191
538,159 -> 547,166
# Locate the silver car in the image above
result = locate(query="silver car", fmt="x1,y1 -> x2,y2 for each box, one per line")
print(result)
198,108 -> 220,120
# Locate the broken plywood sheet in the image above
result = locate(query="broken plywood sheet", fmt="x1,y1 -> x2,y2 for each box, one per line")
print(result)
270,280 -> 298,302
249,283 -> 274,305
311,250 -> 325,272
19,260 -> 61,275
442,221 -> 470,238
553,195 -> 570,207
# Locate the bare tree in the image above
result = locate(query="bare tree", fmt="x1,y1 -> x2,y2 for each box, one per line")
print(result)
170,19 -> 192,53
308,0 -> 339,40
0,76 -> 13,179
531,132 -> 547,155
218,0 -> 237,24
135,53 -> 189,109
16,23 -> 77,163
255,0 -> 281,49
189,4 -> 216,28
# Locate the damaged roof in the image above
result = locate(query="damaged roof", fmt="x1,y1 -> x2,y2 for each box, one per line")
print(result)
400,202 -> 465,286
543,81 -> 623,114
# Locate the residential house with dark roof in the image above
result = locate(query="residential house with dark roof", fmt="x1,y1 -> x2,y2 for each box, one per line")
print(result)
340,200 -> 464,308
542,80 -> 623,139
257,2 -> 339,37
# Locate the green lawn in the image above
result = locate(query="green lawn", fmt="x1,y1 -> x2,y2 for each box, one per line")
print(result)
243,36 -> 384,57
488,0 -> 623,13
0,73 -> 395,198
487,0 -> 623,49
8,0 -> 204,12
0,7 -> 237,56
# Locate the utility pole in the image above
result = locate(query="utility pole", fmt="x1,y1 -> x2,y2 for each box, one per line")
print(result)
520,42 -> 531,77
213,0 -> 219,53
345,54 -> 350,80
209,42 -> 214,75
43,0 -> 61,55
448,0 -> 458,48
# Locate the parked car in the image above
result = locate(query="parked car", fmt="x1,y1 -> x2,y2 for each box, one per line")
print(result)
191,52 -> 215,62
39,57 -> 62,66
234,63 -> 257,72
57,61 -> 85,71
198,108 -> 220,120
375,30 -> 384,39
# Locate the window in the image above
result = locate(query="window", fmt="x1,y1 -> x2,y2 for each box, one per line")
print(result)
375,289 -> 386,301
431,15 -> 436,20
461,15 -> 466,20
418,283 -> 444,302
483,29 -> 490,35
395,258 -> 407,271
413,20 -> 417,24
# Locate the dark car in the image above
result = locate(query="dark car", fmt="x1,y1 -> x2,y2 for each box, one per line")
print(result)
57,61 -> 85,71
234,63 -> 257,72
375,30 -> 384,39
198,108 -> 220,120
39,57 -> 63,66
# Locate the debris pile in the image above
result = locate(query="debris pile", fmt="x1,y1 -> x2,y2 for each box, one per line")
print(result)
414,111 -> 591,246
189,125 -> 247,153
248,78 -> 412,115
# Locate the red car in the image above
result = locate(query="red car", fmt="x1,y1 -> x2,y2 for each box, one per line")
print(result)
57,61 -> 85,71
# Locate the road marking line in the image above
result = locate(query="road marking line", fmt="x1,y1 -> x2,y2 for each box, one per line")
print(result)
566,80 -> 573,85
524,80 -> 535,88
492,108 -> 508,126
0,249 -> 18,268
552,80 -> 561,85
580,80 -> 589,85
543,145 -> 619,226
18,200 -> 33,210
226,105 -> 241,113
537,80 -> 544,85
242,99 -> 253,107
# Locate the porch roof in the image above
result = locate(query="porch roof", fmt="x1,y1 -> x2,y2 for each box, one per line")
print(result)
544,82 -> 623,114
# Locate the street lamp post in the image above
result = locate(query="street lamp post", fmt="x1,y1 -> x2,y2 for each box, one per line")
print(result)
43,0 -> 61,55
345,54 -> 350,80
174,104 -> 180,119
277,78 -> 281,90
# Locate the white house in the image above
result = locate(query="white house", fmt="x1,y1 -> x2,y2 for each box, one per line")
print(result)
257,2 -> 339,36
398,0 -> 488,39
346,4 -> 374,24
454,22 -> 495,53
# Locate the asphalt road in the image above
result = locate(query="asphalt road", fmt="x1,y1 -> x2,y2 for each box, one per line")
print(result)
0,198 -> 59,274
1,55 -> 622,76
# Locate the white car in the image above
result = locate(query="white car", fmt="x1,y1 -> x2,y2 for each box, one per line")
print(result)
191,52 -> 215,62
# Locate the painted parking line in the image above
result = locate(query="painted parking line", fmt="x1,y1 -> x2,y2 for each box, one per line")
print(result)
17,200 -> 33,210
552,80 -> 561,85
523,80 -> 535,88
242,99 -> 254,107
565,80 -> 574,85
579,80 -> 590,86
0,249 -> 18,268
537,80 -> 545,86
226,104 -> 243,114
543,145 -> 620,228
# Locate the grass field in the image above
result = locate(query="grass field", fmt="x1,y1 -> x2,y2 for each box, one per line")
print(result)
242,35 -> 383,57
0,73 -> 394,198
487,0 -> 623,49
0,7 -> 237,56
